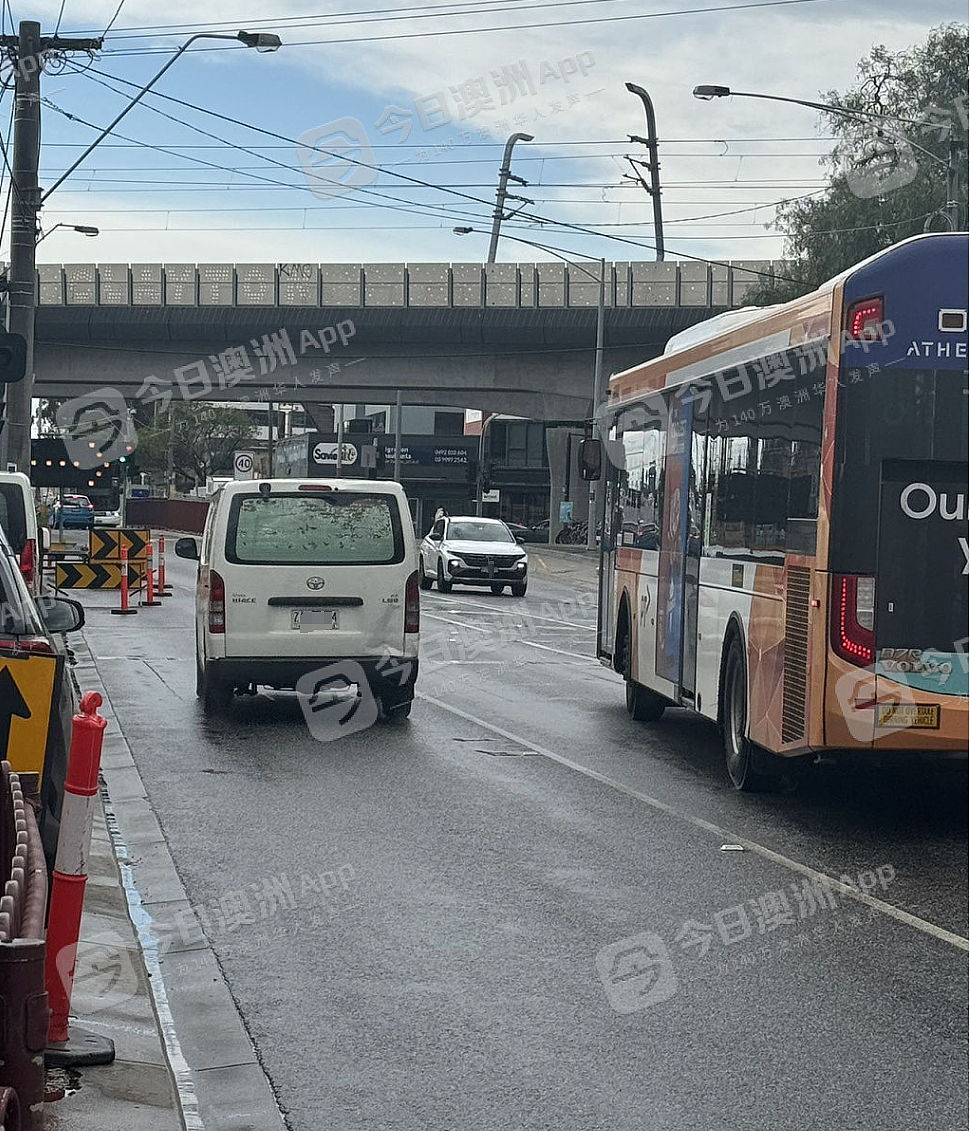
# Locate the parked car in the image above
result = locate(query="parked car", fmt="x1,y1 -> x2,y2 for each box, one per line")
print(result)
0,526 -> 85,866
93,507 -> 122,528
52,494 -> 95,530
420,515 -> 528,596
0,470 -> 45,595
175,478 -> 420,719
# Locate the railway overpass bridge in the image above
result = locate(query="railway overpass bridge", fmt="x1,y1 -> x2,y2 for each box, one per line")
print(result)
33,258 -> 779,419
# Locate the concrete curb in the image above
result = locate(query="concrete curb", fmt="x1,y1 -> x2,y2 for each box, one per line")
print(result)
70,634 -> 288,1131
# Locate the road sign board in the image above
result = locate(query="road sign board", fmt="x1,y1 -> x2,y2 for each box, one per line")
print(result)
129,486 -> 151,499
233,451 -> 256,480
89,528 -> 150,561
56,562 -> 145,589
0,653 -> 57,775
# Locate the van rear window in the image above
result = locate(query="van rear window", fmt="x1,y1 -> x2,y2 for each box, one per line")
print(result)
0,485 -> 27,553
225,493 -> 404,565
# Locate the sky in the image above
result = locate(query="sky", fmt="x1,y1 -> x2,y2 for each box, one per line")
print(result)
2,0 -> 963,270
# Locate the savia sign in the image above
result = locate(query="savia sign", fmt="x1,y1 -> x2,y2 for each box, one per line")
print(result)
312,441 -> 359,466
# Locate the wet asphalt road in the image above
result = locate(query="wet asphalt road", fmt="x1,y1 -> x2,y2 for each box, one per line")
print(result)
78,548 -> 967,1131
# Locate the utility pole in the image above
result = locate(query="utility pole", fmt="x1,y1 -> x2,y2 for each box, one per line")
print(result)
487,133 -> 534,263
0,22 -> 102,472
945,132 -> 960,231
393,391 -> 402,481
624,83 -> 665,262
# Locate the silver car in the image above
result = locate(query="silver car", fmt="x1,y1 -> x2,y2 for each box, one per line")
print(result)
420,515 -> 528,596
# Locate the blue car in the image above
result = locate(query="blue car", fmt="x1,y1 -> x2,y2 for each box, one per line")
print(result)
52,494 -> 95,529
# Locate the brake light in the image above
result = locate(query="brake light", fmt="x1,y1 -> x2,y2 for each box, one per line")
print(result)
404,570 -> 420,633
846,297 -> 884,341
0,637 -> 54,654
209,569 -> 226,634
19,539 -> 35,587
298,484 -> 334,491
831,574 -> 875,666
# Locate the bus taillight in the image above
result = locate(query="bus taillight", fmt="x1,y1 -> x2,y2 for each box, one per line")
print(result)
846,296 -> 884,340
831,574 -> 876,666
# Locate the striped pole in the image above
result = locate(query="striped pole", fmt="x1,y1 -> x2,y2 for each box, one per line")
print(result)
157,533 -> 171,593
141,541 -> 161,607
45,692 -> 108,1044
110,547 -> 137,616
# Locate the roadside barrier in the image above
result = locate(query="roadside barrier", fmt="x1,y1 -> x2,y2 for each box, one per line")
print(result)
140,542 -> 162,608
43,694 -> 114,1066
109,548 -> 138,617
0,760 -> 49,1131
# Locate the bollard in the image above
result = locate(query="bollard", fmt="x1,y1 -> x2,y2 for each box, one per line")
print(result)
109,547 -> 138,617
43,693 -> 114,1067
140,541 -> 161,608
157,534 -> 172,594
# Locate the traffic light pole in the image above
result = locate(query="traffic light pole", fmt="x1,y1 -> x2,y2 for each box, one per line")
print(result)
0,23 -> 102,472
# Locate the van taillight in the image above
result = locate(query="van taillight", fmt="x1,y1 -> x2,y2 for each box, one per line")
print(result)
404,570 -> 420,634
209,569 -> 226,634
19,539 -> 35,587
831,574 -> 875,666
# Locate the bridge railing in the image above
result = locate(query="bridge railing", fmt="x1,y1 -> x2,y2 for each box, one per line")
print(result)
34,260 -> 781,311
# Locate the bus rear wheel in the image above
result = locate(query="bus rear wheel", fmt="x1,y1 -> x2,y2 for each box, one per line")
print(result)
619,625 -> 665,722
721,637 -> 772,791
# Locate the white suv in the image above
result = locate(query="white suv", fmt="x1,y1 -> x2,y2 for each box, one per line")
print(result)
420,516 -> 528,596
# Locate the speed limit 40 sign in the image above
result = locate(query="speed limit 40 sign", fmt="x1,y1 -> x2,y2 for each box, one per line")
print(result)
233,451 -> 256,480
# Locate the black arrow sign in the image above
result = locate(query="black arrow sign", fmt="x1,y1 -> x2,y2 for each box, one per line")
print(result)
0,666 -> 31,756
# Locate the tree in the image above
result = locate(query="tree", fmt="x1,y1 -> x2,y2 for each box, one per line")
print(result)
136,401 -> 257,491
751,23 -> 968,304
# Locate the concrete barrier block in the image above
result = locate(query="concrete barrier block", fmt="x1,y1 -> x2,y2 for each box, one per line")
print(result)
100,280 -> 131,305
678,261 -> 710,307
66,282 -> 97,304
280,264 -> 320,306
451,264 -> 484,306
38,281 -> 64,305
730,259 -> 770,305
614,263 -> 631,307
485,263 -> 518,307
164,266 -> 197,305
408,263 -> 450,306
132,283 -> 163,304
364,263 -> 405,306
37,264 -> 62,283
518,266 -> 537,307
711,263 -> 729,306
631,261 -> 677,305
65,264 -> 96,284
97,264 -> 129,283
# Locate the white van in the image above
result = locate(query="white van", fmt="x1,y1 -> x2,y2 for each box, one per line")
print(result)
0,471 -> 45,595
175,478 -> 420,719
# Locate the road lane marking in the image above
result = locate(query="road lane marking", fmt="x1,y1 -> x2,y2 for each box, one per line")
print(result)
425,591 -> 596,630
422,613 -> 601,664
416,692 -> 970,954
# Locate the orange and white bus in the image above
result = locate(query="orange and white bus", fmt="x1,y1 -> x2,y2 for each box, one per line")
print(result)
586,233 -> 968,788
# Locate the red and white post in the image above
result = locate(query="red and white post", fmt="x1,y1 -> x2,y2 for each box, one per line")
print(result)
44,693 -> 112,1056
110,547 -> 137,616
157,533 -> 172,594
141,540 -> 161,607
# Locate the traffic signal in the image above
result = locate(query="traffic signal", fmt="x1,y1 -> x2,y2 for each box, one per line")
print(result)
0,331 -> 27,383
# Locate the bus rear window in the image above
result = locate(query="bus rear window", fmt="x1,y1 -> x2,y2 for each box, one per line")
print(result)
226,493 -> 404,565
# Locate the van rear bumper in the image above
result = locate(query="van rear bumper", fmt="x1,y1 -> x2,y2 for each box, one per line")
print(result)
208,656 -> 419,694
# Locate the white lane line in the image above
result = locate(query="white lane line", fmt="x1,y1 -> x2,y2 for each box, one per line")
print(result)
425,590 -> 596,630
416,692 -> 970,954
422,613 -> 602,664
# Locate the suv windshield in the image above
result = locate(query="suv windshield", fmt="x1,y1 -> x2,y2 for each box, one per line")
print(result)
447,521 -> 515,543
226,492 -> 404,565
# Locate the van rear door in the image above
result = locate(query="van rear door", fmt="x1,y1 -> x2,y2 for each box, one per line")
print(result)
219,486 -> 409,658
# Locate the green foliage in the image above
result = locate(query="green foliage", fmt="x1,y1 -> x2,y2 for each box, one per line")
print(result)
136,401 -> 257,491
751,23 -> 968,305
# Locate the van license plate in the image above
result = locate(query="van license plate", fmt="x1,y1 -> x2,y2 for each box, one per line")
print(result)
292,609 -> 339,631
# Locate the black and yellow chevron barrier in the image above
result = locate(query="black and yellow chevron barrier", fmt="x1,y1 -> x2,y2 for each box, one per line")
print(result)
88,528 -> 151,561
55,561 -> 146,590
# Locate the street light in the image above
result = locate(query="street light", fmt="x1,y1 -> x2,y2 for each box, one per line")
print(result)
35,223 -> 99,245
454,226 -> 606,546
43,30 -> 282,201
692,85 -> 960,230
